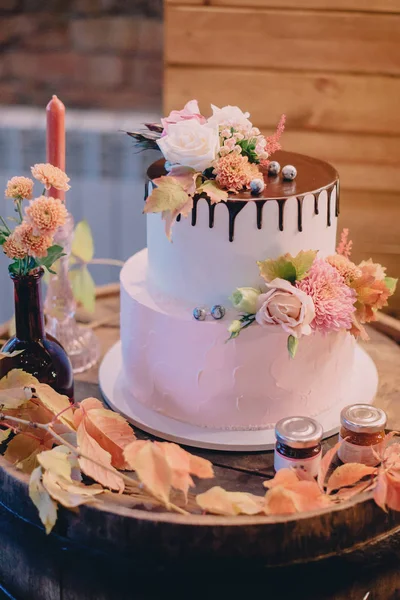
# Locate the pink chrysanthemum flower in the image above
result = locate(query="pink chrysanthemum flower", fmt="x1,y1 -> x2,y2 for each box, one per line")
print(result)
326,254 -> 362,285
15,223 -> 53,259
213,154 -> 260,193
31,163 -> 70,192
297,259 -> 356,333
5,176 -> 34,200
25,195 -> 68,236
3,232 -> 26,259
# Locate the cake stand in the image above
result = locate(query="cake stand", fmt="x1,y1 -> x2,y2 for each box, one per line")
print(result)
99,340 -> 379,451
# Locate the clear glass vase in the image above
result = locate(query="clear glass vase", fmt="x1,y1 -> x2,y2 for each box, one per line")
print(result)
44,214 -> 101,374
0,269 -> 74,399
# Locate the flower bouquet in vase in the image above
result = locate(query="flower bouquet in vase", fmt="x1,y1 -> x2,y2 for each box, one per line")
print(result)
0,165 -> 74,399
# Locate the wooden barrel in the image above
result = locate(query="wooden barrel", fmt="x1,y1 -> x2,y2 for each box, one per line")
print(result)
1,304 -> 400,600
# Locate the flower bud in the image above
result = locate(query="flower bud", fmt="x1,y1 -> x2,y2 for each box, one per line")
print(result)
230,287 -> 260,314
228,320 -> 242,334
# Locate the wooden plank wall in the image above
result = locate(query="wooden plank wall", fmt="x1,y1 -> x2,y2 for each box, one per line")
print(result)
164,0 -> 400,314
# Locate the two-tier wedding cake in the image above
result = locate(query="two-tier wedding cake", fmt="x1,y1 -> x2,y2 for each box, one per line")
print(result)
120,102 -> 396,431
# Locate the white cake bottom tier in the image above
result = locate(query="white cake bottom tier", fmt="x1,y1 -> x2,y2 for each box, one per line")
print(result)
121,249 -> 357,430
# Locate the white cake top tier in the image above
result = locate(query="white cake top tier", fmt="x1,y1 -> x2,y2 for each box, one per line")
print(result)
147,150 -> 339,306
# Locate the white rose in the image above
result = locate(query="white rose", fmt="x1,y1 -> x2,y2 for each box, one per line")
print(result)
230,287 -> 261,314
157,120 -> 219,172
207,104 -> 252,131
255,278 -> 315,338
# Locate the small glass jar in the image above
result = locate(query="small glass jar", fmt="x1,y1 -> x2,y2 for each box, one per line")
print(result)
274,416 -> 323,477
338,404 -> 387,466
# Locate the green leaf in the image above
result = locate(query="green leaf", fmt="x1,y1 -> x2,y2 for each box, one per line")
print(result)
69,266 -> 96,313
287,335 -> 299,359
0,230 -> 9,245
258,256 -> 297,284
71,220 -> 94,263
258,250 -> 317,283
144,176 -> 189,215
384,277 -> 398,295
291,250 -> 318,281
197,180 -> 228,204
37,245 -> 65,274
8,261 -> 21,276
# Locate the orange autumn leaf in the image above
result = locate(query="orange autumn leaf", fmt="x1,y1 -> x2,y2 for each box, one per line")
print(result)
263,468 -> 299,489
73,397 -> 104,428
124,440 -> 172,507
196,486 -> 264,516
188,453 -> 214,479
374,470 -> 388,512
264,481 -> 330,516
317,440 -> 342,490
3,433 -> 51,467
76,403 -> 136,470
77,420 -> 124,493
154,442 -> 214,500
33,384 -> 75,430
333,479 -> 374,501
326,463 -> 377,494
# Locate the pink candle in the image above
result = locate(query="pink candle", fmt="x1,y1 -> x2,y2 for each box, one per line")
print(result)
46,95 -> 66,201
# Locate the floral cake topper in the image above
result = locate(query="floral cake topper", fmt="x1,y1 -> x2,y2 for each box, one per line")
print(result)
127,100 -> 285,239
228,230 -> 397,357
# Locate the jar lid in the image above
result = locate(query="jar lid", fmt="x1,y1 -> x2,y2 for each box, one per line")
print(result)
340,404 -> 387,434
275,416 -> 323,449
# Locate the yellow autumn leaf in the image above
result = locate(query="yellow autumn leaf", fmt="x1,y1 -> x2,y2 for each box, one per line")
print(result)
0,387 -> 31,409
16,448 -> 43,474
42,470 -> 103,509
69,266 -> 96,314
0,428 -> 11,443
71,220 -> 94,263
0,368 -> 38,390
37,446 -> 75,482
29,466 -> 58,534
196,486 -> 264,516
197,180 -> 228,204
33,384 -> 75,430
144,176 -> 189,215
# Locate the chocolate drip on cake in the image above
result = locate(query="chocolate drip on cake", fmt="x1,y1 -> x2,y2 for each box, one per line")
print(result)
313,192 -> 319,215
277,199 -> 286,232
297,197 -> 304,232
176,214 -> 181,222
191,197 -> 200,226
335,182 -> 340,217
209,202 -> 216,229
326,183 -> 337,227
256,200 -> 267,230
227,201 -> 247,242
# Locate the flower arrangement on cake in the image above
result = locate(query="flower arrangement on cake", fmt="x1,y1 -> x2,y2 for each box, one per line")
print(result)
128,100 -> 285,239
1,164 -> 70,275
228,229 -> 397,357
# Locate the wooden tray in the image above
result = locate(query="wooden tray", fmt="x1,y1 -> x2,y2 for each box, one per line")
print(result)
0,291 -> 400,600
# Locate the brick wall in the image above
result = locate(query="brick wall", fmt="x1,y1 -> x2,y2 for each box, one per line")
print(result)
0,0 -> 163,110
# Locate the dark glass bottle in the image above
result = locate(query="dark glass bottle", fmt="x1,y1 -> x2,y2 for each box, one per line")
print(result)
0,269 -> 74,399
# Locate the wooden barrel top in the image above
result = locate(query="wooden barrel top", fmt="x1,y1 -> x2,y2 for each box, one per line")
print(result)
1,288 -> 400,599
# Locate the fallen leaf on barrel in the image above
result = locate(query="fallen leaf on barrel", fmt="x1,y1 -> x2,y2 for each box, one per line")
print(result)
196,486 -> 265,516
326,463 -> 376,494
74,398 -> 136,470
29,466 -> 58,535
77,420 -> 125,493
124,440 -> 172,507
42,470 -> 103,509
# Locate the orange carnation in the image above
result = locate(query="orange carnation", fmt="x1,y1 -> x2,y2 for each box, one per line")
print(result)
14,223 -> 53,259
213,154 -> 261,193
5,176 -> 34,200
25,196 -> 68,236
31,163 -> 70,192
3,232 -> 26,260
